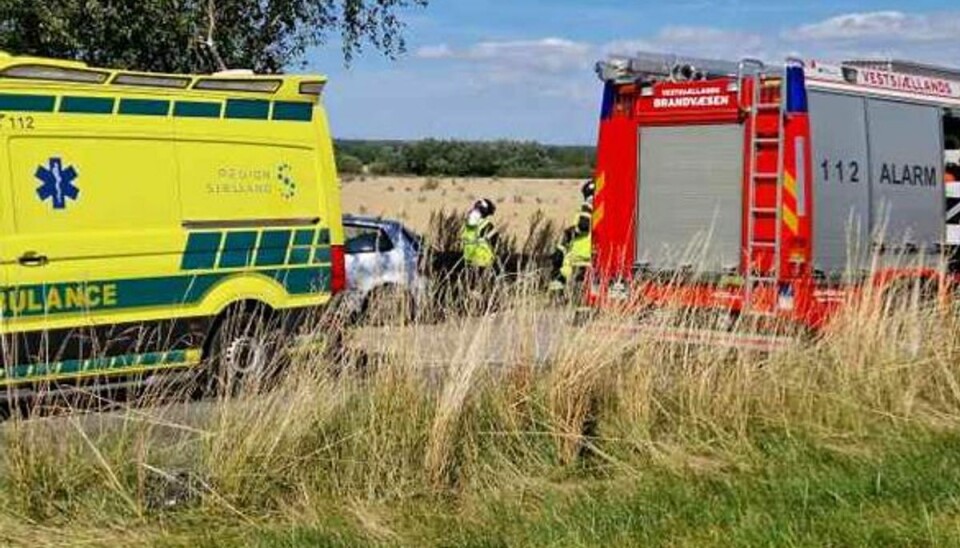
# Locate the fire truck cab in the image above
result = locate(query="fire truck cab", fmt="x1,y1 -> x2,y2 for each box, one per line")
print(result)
590,52 -> 960,326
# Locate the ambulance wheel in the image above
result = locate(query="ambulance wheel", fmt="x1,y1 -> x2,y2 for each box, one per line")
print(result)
201,305 -> 283,397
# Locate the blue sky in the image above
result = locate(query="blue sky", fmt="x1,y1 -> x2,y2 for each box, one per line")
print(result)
306,1 -> 960,144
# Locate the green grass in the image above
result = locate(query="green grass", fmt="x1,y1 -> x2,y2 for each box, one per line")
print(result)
159,432 -> 960,547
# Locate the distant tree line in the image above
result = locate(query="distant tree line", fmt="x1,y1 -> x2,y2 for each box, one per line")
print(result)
335,139 -> 596,179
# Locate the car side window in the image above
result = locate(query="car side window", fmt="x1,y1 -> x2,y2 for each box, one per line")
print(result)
344,225 -> 394,254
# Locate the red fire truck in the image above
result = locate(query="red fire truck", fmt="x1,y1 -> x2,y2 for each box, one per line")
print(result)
589,52 -> 960,327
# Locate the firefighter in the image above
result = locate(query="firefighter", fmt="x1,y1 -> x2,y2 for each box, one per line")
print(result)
461,198 -> 500,271
550,179 -> 595,291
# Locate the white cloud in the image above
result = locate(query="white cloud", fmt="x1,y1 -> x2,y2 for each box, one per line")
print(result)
602,13 -> 960,67
415,44 -> 453,59
327,9 -> 960,144
401,10 -> 960,141
417,37 -> 593,74
604,26 -> 766,61
416,12 -> 960,79
790,11 -> 960,43
656,26 -> 763,49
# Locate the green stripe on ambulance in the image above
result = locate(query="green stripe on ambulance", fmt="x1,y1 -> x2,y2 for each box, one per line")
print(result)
0,267 -> 330,317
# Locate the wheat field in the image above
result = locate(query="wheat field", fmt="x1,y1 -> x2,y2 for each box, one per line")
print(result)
341,176 -> 584,235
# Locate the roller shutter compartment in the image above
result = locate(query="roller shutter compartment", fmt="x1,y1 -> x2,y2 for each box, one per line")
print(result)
636,124 -> 743,273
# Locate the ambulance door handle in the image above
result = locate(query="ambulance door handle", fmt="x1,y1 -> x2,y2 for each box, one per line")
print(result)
18,252 -> 48,267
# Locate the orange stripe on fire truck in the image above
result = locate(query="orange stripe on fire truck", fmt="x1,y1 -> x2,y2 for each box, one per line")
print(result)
782,172 -> 800,235
593,173 -> 606,228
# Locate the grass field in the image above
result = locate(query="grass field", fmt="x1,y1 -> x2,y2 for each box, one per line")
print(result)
2,274 -> 960,547
341,176 -> 584,236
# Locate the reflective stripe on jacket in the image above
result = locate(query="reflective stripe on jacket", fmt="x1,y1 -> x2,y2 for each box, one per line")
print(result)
560,201 -> 593,279
461,218 -> 496,268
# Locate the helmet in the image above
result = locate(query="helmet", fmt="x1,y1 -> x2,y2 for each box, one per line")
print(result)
473,198 -> 496,217
581,179 -> 596,200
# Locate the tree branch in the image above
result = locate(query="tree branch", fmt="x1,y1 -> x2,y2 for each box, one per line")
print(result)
202,0 -> 227,71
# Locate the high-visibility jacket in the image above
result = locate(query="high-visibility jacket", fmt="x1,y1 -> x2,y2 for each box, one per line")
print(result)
560,202 -> 593,279
461,218 -> 497,268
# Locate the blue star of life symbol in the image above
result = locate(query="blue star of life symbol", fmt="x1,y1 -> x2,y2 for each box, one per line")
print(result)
35,157 -> 80,210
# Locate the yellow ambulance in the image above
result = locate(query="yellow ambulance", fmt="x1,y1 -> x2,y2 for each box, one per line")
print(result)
0,52 -> 345,393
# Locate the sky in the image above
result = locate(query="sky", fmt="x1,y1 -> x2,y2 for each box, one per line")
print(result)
305,1 -> 960,145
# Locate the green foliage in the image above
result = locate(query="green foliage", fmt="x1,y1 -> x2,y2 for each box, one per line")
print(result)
335,153 -> 364,175
335,139 -> 596,179
0,0 -> 428,73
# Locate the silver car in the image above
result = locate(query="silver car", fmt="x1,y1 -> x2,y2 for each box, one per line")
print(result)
341,215 -> 427,321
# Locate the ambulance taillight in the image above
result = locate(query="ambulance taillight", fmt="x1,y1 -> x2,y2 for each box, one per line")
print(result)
331,245 -> 347,294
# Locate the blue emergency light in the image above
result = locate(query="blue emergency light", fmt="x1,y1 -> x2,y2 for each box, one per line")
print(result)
600,81 -> 616,120
785,63 -> 808,114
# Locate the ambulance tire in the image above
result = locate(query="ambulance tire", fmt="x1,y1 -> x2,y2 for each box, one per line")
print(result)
200,303 -> 284,397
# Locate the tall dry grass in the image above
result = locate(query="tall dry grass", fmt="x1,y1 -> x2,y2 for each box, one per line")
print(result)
1,264 -> 959,541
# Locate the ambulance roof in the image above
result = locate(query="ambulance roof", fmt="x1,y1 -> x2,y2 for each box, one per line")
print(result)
0,51 -> 327,102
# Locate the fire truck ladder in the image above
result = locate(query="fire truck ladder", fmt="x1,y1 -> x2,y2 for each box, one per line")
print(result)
739,58 -> 785,314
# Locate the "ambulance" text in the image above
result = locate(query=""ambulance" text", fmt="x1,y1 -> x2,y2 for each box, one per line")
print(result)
1,283 -> 119,315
